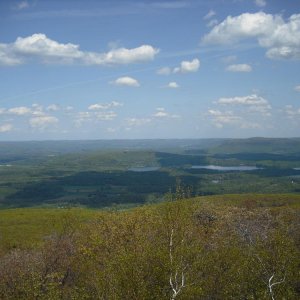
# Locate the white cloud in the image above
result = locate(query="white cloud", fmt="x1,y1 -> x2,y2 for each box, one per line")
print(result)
217,94 -> 272,117
202,12 -> 300,60
207,110 -> 242,128
202,12 -> 279,44
92,45 -> 159,65
0,33 -> 159,66
153,110 -> 168,118
29,116 -> 58,129
113,76 -> 140,87
167,82 -> 180,88
217,94 -> 269,106
157,67 -> 171,75
294,85 -> 300,92
204,10 -> 216,20
31,104 -> 46,116
0,45 -> 23,66
8,106 -> 31,115
76,101 -> 121,126
153,107 -> 180,119
174,58 -> 200,73
0,124 -> 13,133
88,101 -> 122,110
226,64 -> 252,72
207,109 -> 261,129
208,94 -> 272,129
255,0 -> 266,7
247,105 -> 271,117
46,104 -> 60,111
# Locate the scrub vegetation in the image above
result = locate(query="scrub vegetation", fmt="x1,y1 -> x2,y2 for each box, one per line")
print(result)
0,194 -> 299,299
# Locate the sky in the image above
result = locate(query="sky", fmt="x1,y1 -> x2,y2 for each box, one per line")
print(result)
0,0 -> 299,140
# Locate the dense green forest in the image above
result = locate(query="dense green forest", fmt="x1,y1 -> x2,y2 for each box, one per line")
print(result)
1,138 -> 300,209
0,194 -> 299,299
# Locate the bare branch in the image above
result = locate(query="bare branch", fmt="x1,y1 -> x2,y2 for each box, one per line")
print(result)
169,227 -> 186,300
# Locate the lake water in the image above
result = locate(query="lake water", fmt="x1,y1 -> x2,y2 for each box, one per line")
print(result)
128,167 -> 160,172
191,165 -> 261,171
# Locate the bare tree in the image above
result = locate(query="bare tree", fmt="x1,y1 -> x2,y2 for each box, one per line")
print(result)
169,228 -> 186,300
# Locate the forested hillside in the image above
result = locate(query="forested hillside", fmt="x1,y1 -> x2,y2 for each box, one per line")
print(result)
1,138 -> 300,209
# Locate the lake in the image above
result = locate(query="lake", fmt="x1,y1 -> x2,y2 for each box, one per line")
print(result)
191,165 -> 261,171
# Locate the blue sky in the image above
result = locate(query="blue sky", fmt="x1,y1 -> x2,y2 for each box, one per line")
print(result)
0,0 -> 299,140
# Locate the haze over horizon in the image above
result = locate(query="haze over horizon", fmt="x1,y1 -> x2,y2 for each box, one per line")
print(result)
1,0 -> 300,141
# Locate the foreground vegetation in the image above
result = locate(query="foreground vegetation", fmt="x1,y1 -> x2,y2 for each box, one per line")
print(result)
0,194 -> 299,299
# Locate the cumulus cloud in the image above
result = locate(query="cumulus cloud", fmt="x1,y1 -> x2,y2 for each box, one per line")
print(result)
88,101 -> 122,110
46,104 -> 60,111
153,107 -> 180,119
29,116 -> 58,129
217,94 -> 269,107
207,94 -> 272,129
157,67 -> 172,75
216,94 -> 271,117
0,124 -> 13,133
0,33 -> 159,66
202,12 -> 300,60
226,64 -> 252,72
167,82 -> 179,88
207,109 -> 261,129
112,76 -> 140,87
153,108 -> 168,118
75,101 -> 122,126
255,0 -> 266,7
0,45 -> 23,66
174,58 -> 200,73
207,109 -> 242,128
8,106 -> 31,115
